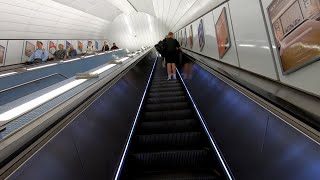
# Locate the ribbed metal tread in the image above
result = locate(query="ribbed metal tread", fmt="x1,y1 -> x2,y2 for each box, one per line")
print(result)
150,86 -> 183,93
145,102 -> 189,111
147,96 -> 187,104
134,132 -> 204,149
143,109 -> 194,121
148,91 -> 185,98
151,83 -> 182,89
130,169 -> 220,180
138,119 -> 199,134
152,80 -> 179,85
131,149 -> 210,169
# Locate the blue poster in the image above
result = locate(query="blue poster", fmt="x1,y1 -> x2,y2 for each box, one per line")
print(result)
95,41 -> 98,50
66,41 -> 71,51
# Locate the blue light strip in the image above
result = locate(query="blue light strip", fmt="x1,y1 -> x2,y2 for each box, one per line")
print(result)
176,69 -> 234,180
114,56 -> 158,180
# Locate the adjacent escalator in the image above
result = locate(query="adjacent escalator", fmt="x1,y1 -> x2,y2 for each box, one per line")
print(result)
119,59 -> 228,179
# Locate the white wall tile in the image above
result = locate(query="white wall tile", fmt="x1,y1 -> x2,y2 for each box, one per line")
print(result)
229,0 -> 278,80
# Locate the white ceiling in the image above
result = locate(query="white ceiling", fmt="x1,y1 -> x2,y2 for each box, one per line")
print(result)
52,0 -> 225,31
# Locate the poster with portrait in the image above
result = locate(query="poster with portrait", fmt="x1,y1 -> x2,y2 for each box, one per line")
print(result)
78,40 -> 83,52
184,28 -> 188,47
198,19 -> 205,51
215,7 -> 231,59
268,0 -> 320,74
95,40 -> 99,50
49,41 -> 56,55
189,25 -> 193,48
0,45 -> 5,64
25,41 -> 35,57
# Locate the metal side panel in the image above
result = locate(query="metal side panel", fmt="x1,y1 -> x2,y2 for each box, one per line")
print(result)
7,53 -> 156,180
180,63 -> 320,179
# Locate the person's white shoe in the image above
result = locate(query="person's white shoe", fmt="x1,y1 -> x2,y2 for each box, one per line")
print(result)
167,75 -> 172,80
173,74 -> 177,80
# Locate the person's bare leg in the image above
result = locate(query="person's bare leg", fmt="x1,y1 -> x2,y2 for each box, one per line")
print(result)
167,63 -> 172,80
172,63 -> 177,79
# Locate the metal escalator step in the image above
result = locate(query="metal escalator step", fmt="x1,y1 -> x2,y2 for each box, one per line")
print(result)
134,132 -> 204,150
131,149 -> 210,169
148,91 -> 185,98
152,80 -> 179,85
138,119 -> 199,134
143,109 -> 193,121
150,86 -> 183,93
131,169 -> 220,180
151,83 -> 182,89
147,96 -> 187,104
145,102 -> 189,111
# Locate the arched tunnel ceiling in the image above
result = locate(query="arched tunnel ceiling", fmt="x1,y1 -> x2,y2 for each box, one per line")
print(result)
52,0 -> 225,31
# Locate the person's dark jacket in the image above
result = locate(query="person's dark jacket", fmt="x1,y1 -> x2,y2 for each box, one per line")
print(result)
111,45 -> 119,50
102,45 -> 109,51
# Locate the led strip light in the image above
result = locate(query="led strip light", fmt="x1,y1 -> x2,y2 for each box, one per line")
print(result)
0,60 -> 127,122
26,63 -> 58,71
0,72 -> 18,78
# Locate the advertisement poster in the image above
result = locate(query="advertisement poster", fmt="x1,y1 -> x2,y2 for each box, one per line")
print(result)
184,28 -> 187,47
78,40 -> 83,52
215,7 -> 231,59
49,41 -> 56,55
25,41 -> 35,57
189,25 -> 193,48
198,19 -> 205,51
0,45 -> 5,64
95,40 -> 99,50
268,0 -> 320,74
66,41 -> 71,51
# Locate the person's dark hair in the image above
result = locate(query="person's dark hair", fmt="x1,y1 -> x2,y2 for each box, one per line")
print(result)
168,32 -> 174,36
37,41 -> 43,45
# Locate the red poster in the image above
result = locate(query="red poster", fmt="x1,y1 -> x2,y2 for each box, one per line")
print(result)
215,7 -> 231,59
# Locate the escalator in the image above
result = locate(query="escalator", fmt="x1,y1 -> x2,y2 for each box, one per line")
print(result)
119,59 -> 228,179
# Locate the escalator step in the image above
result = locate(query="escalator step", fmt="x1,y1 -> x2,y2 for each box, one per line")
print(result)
147,96 -> 187,104
152,80 -> 179,85
134,132 -> 204,150
145,102 -> 189,111
143,109 -> 193,121
151,83 -> 182,89
131,149 -> 210,169
138,119 -> 199,134
150,86 -> 183,93
148,91 -> 185,98
131,170 -> 220,180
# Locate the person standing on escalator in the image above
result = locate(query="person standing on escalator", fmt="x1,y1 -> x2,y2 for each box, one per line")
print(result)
165,32 -> 180,80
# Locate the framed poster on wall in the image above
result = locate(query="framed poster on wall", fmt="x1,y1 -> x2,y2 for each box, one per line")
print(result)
78,40 -> 83,52
0,45 -> 5,64
189,25 -> 193,49
49,41 -> 56,55
66,40 -> 71,51
184,28 -> 188,47
215,7 -> 231,59
25,41 -> 35,57
267,0 -> 320,74
198,19 -> 205,51
95,40 -> 99,50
